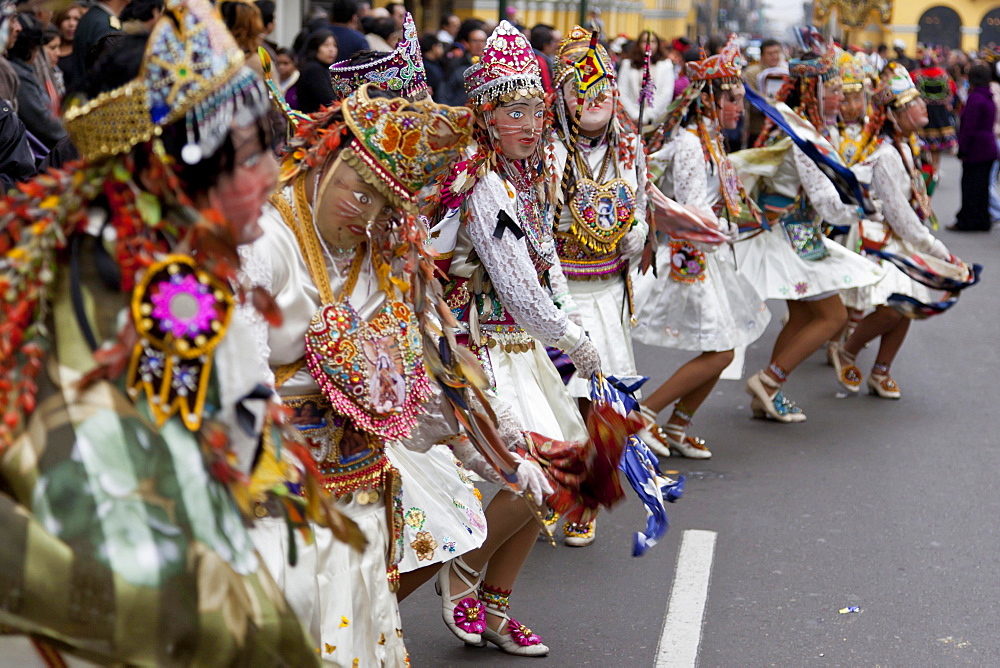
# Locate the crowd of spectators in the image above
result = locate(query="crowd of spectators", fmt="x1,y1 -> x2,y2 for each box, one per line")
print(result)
6,0 -> 1000,202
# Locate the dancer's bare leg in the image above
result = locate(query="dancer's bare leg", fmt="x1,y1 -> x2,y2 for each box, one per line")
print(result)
443,490 -> 533,600
768,295 -> 847,382
663,350 -> 734,426
642,350 -> 735,415
479,518 -> 544,631
398,565 -> 438,601
843,305 -> 905,358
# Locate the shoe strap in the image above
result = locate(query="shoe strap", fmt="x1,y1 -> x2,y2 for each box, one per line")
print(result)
661,423 -> 685,446
450,557 -> 483,598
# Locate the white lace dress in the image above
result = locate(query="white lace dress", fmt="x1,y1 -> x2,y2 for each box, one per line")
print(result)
633,129 -> 771,351
731,128 -> 884,301
445,170 -> 588,441
241,197 -> 486,665
841,142 -> 944,310
551,138 -> 647,397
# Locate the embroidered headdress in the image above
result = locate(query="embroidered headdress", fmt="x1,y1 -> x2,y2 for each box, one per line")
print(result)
552,25 -> 615,99
281,84 -> 472,212
464,20 -> 542,106
686,33 -> 743,88
837,49 -> 866,93
63,0 -> 269,164
872,62 -> 920,109
789,40 -> 840,84
328,12 -> 429,101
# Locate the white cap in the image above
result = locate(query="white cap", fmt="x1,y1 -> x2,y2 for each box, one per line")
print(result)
893,38 -> 906,50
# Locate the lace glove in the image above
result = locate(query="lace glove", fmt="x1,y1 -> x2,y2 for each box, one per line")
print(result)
618,225 -> 647,260
720,217 -> 740,244
447,435 -> 505,486
468,391 -> 526,450
514,455 -> 553,501
566,335 -> 602,379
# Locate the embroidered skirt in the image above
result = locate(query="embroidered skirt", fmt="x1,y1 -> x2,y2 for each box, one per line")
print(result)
251,497 -> 409,666
840,221 -> 932,311
565,276 -> 638,398
733,227 -> 883,301
632,245 -> 771,352
387,442 -> 487,573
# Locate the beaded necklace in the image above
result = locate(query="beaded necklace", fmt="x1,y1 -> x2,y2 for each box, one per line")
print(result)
497,157 -> 557,272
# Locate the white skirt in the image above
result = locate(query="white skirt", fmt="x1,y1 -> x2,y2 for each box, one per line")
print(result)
386,442 -> 487,573
734,227 -> 883,301
632,247 -> 771,352
840,223 -> 932,311
250,500 -> 408,666
565,277 -> 638,397
488,343 -> 588,442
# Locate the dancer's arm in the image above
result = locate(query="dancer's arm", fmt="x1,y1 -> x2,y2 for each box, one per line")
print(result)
465,177 -> 585,352
792,146 -> 862,229
872,148 -> 950,260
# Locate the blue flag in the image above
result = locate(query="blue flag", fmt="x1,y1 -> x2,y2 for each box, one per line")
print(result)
745,85 -> 875,215
591,375 -> 685,556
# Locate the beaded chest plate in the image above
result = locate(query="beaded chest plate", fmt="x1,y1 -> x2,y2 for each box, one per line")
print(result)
304,300 -> 431,441
568,177 -> 635,253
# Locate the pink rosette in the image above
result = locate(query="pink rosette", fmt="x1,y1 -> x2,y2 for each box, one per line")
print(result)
453,597 -> 486,634
508,618 -> 543,646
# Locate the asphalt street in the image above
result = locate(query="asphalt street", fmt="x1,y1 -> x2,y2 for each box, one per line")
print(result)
397,153 -> 1000,667
2,155 -> 997,667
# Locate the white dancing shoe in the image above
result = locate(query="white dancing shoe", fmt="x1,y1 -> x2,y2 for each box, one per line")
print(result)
481,603 -> 549,657
661,423 -> 712,459
868,372 -> 901,399
435,557 -> 487,646
636,405 -> 671,459
746,372 -> 807,423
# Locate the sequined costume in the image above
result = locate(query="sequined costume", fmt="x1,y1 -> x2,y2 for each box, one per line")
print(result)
911,65 -> 957,152
835,63 -> 950,311
732,44 -> 882,301
548,27 -> 647,398
0,1 -> 318,664
242,85 -> 483,665
319,12 -> 491,578
431,21 -> 590,441
637,37 -> 771,353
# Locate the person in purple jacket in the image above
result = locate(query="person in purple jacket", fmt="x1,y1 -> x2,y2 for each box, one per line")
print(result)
952,61 -> 998,231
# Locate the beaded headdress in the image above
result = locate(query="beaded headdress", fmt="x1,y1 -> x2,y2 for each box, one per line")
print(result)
464,20 -> 542,106
63,0 -> 269,164
552,25 -> 615,99
328,12 -> 429,101
789,40 -> 840,84
339,84 -> 473,212
686,33 -> 743,88
837,49 -> 866,93
872,62 -> 920,109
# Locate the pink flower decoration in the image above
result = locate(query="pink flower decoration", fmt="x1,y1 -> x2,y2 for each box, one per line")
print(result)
508,618 -> 543,646
794,282 -> 809,295
150,274 -> 216,339
453,597 -> 486,634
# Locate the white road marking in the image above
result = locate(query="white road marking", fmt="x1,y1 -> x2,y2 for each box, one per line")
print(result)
655,529 -> 718,668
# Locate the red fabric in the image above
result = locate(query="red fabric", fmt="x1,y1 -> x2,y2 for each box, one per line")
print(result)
534,53 -> 553,94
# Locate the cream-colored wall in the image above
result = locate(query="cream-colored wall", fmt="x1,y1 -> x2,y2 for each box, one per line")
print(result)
821,1 -> 1000,53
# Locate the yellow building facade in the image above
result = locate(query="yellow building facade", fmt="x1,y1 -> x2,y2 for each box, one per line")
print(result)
447,0 -> 695,40
816,0 -> 1000,53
